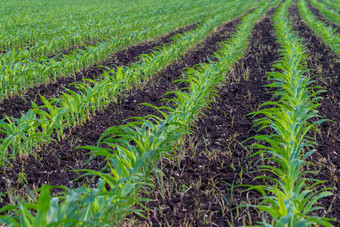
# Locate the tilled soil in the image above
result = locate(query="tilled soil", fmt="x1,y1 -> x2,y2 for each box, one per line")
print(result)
129,9 -> 281,226
0,17 -> 242,207
306,0 -> 340,33
0,23 -> 198,120
289,2 -> 340,221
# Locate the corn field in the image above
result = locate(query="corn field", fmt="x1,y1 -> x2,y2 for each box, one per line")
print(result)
0,0 -> 338,226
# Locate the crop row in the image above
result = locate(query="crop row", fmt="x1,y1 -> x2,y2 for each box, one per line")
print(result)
310,0 -> 340,25
320,0 -> 340,11
0,1 -> 280,225
247,0 -> 333,225
298,0 -> 340,55
1,0 -> 227,58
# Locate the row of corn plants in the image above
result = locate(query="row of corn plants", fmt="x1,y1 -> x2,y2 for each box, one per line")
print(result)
309,0 -> 340,25
298,0 -> 340,55
0,0 -> 150,29
1,2 -> 143,52
320,0 -> 340,11
0,0 -> 262,102
1,5 -> 204,60
0,2 -> 256,166
0,2 -> 279,225
247,0 -> 334,225
1,0 -> 226,59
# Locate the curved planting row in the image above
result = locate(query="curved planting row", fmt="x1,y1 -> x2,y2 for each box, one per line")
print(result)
0,8 -> 243,207
0,1 -> 279,225
297,0 -> 340,55
1,0 -> 227,59
309,0 -> 340,25
0,0 -> 219,55
247,0 -> 334,225
317,0 -> 340,12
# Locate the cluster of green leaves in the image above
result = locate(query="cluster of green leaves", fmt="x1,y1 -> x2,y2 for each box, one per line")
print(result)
0,2 -> 278,225
0,0 -> 262,101
0,2 -> 256,166
247,0 -> 334,226
298,0 -> 340,55
310,0 -> 340,25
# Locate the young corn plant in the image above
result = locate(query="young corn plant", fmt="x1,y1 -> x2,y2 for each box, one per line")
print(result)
246,0 -> 334,226
0,2 -> 278,225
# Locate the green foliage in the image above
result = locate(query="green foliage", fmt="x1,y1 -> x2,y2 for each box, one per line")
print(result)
310,0 -> 340,25
298,0 -> 340,55
320,0 -> 340,14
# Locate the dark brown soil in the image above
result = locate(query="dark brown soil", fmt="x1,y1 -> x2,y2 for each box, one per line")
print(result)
129,9 -> 281,226
0,17 -> 242,207
289,2 -> 340,222
0,23 -> 198,120
306,0 -> 340,33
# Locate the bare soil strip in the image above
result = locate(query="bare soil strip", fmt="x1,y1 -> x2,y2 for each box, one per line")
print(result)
129,9 -> 281,226
0,23 -> 197,120
0,18 -> 241,207
289,2 -> 340,221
